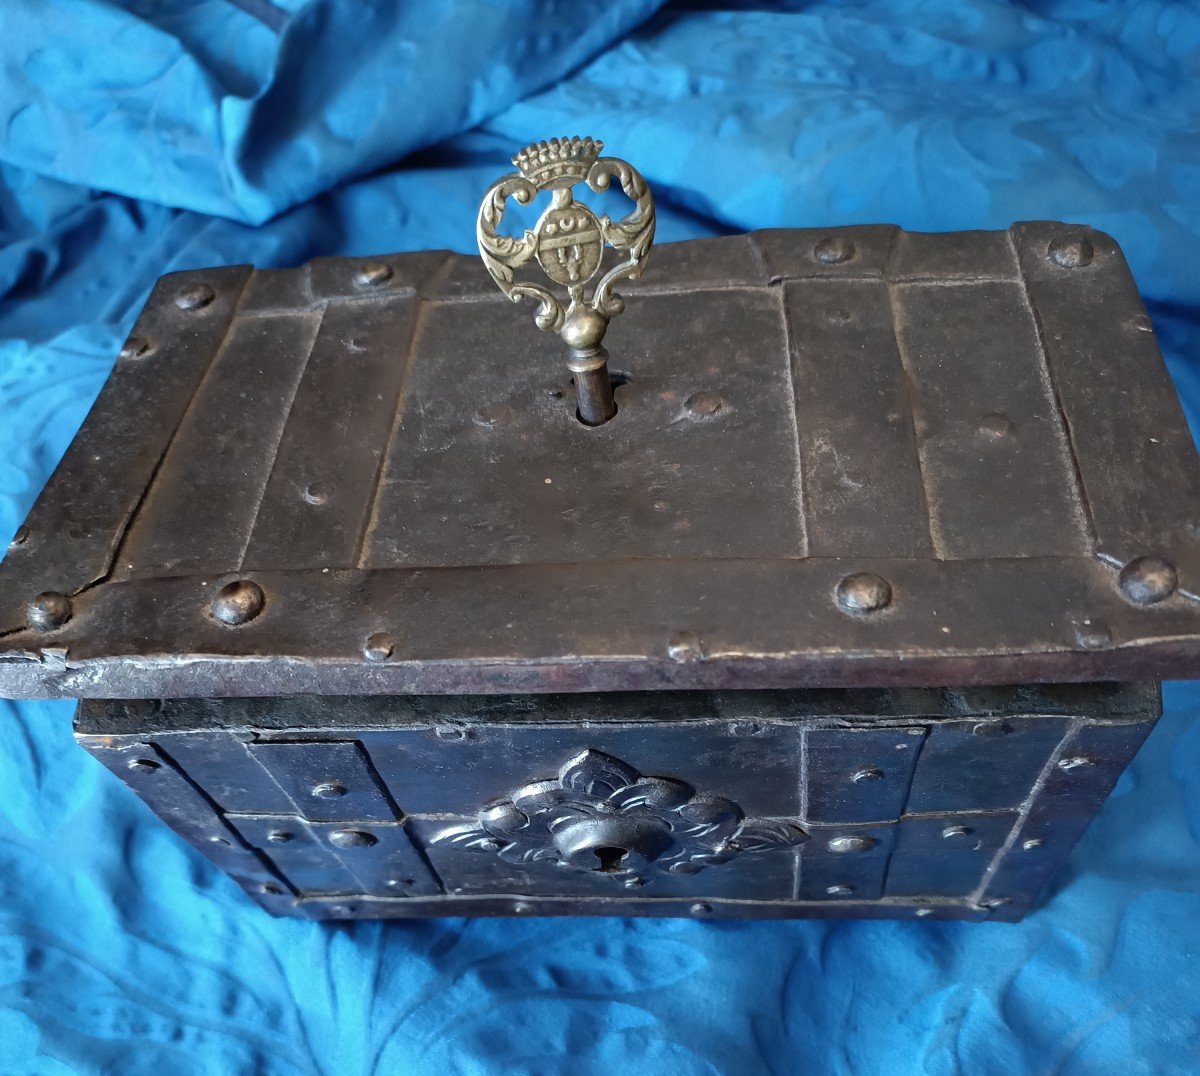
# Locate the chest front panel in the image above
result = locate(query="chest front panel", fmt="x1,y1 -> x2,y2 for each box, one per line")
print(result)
76,685 -> 1156,921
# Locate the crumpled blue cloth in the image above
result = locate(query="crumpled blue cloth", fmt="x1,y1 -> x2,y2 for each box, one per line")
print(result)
2,2 -> 1200,1073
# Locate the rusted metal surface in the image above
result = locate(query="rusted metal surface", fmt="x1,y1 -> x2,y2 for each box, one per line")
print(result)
2,225 -> 1199,698
74,683 -> 1158,921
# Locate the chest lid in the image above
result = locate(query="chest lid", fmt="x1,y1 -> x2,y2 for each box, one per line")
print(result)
2,223 -> 1199,699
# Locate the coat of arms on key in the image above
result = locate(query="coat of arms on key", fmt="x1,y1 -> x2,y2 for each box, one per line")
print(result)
476,136 -> 655,425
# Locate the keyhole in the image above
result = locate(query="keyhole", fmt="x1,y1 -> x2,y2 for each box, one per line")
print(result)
593,846 -> 628,873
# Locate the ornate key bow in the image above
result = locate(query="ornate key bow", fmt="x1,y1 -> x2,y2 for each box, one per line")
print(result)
476,136 -> 655,425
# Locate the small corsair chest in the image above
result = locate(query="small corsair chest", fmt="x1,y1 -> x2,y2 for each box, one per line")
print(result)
2,140 -> 1199,922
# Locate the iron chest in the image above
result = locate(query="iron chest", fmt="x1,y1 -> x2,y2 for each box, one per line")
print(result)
2,222 -> 1198,923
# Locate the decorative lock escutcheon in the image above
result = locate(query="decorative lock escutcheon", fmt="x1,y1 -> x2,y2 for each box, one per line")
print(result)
476,136 -> 655,426
433,749 -> 808,888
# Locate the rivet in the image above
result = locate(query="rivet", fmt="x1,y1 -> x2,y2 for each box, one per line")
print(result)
10,525 -> 30,548
127,757 -> 161,772
983,897 -> 1012,909
826,307 -> 852,324
1074,620 -> 1112,650
27,591 -> 72,632
1118,556 -> 1177,605
260,883 -> 283,896
826,884 -> 854,896
914,908 -> 934,918
311,781 -> 348,799
209,836 -> 230,845
302,482 -> 329,506
835,573 -> 892,615
814,236 -> 856,264
474,402 -> 516,428
329,904 -> 350,915
175,283 -> 216,310
683,391 -> 724,417
1022,838 -> 1044,851
690,902 -> 713,916
363,632 -> 394,662
434,724 -> 469,741
852,766 -> 883,782
971,720 -> 1011,737
1058,756 -> 1095,771
356,262 -> 393,287
667,630 -> 703,663
942,825 -> 973,842
119,336 -> 153,359
1048,235 -> 1094,268
624,876 -> 647,889
828,835 -> 876,854
1131,314 -> 1154,333
731,721 -> 765,737
267,830 -> 294,843
329,829 -> 378,849
979,412 -> 1013,439
513,900 -> 534,915
211,580 -> 265,626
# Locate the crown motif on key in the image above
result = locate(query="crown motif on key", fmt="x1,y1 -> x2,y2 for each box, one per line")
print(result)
512,136 -> 603,188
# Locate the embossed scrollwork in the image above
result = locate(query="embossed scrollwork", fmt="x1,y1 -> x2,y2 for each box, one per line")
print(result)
433,749 -> 808,886
475,137 -> 657,426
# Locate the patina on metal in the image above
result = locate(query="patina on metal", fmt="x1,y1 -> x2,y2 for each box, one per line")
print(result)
73,683 -> 1159,921
476,136 -> 655,425
0,223 -> 1198,699
1,200 -> 1198,922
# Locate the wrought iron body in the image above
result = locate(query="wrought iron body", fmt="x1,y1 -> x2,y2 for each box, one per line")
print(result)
1,219 -> 1198,920
76,685 -> 1158,922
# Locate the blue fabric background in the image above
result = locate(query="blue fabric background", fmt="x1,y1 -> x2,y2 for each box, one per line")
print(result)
1,1 -> 1199,1072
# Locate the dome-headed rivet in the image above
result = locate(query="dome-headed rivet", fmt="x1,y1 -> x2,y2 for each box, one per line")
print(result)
329,829 -> 378,849
914,908 -> 934,918
979,412 -> 1013,439
1075,619 -> 1112,649
814,236 -> 856,264
1048,235 -> 1094,268
363,632 -> 394,662
1058,755 -> 1095,771
260,883 -> 283,895
624,876 -> 647,889
356,262 -> 393,287
1118,556 -> 1176,605
667,630 -> 703,663
127,757 -> 160,772
1022,838 -> 1044,851
10,525 -> 30,548
942,825 -> 973,842
311,781 -> 347,799
119,336 -> 153,360
302,482 -> 329,506
211,580 -> 265,625
684,391 -> 724,417
267,830 -> 294,844
983,897 -> 1012,909
473,402 -> 516,428
852,766 -> 883,782
971,720 -> 1011,737
27,591 -> 72,632
731,721 -> 765,737
826,884 -> 854,896
175,283 -> 216,310
828,835 -> 876,854
690,902 -> 713,916
836,572 -> 892,615
434,724 -> 470,741
513,900 -> 534,915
